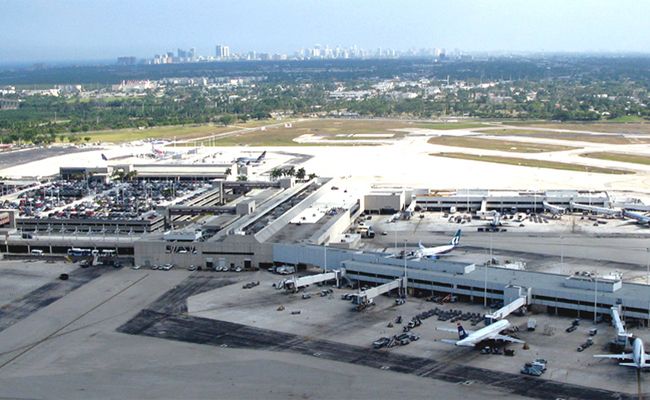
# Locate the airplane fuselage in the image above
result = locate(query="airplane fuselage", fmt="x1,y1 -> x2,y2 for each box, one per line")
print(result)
456,319 -> 511,347
633,338 -> 646,367
417,244 -> 454,258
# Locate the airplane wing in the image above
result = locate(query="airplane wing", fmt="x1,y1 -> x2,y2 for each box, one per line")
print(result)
440,339 -> 459,345
492,334 -> 525,344
618,363 -> 650,368
594,353 -> 633,360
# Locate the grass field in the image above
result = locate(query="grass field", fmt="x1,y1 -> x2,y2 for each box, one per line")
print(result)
417,122 -> 488,130
77,120 -> 278,143
427,136 -> 576,153
192,119 -> 414,146
580,152 -> 650,166
475,128 -> 650,144
506,121 -> 650,134
430,152 -> 633,175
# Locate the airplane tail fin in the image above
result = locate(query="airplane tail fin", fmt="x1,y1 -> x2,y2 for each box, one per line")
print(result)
418,241 -> 425,250
101,153 -> 108,161
457,323 -> 468,340
450,229 -> 462,246
256,151 -> 266,162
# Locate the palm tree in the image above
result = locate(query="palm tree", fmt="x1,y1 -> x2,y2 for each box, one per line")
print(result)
296,167 -> 306,180
270,168 -> 282,180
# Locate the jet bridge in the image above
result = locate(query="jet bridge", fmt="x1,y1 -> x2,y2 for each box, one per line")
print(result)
570,201 -> 620,216
277,269 -> 345,292
611,305 -> 633,348
350,278 -> 404,307
543,201 -> 565,215
485,285 -> 531,324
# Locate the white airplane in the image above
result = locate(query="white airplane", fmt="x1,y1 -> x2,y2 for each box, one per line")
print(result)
388,212 -> 401,223
437,319 -> 525,347
594,337 -> 650,368
414,229 -> 461,259
236,151 -> 266,165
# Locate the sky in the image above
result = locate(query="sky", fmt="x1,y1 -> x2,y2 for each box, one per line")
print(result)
1,0 -> 650,62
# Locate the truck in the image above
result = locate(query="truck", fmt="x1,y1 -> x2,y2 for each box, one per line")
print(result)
527,318 -> 537,331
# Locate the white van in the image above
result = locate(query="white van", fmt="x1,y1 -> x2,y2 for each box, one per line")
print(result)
30,249 -> 44,256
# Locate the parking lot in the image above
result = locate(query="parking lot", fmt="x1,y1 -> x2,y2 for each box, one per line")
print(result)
3,179 -> 213,220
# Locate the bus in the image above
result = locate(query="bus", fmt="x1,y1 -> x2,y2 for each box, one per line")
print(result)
67,248 -> 98,257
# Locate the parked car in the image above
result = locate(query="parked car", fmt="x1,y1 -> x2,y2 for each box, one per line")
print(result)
373,337 -> 391,349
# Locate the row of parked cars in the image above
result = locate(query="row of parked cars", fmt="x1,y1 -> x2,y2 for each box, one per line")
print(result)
12,179 -> 213,222
432,308 -> 485,327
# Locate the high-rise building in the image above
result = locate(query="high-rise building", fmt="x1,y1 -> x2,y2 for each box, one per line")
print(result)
215,44 -> 230,60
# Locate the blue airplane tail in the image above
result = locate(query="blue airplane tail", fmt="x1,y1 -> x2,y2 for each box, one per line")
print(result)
450,229 -> 462,246
457,323 -> 468,339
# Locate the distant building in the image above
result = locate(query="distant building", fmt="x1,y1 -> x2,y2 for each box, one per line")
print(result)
111,80 -> 156,92
117,56 -> 137,66
215,44 -> 230,60
0,99 -> 20,111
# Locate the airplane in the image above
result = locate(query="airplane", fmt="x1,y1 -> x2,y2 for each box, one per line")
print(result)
437,319 -> 525,347
594,337 -> 650,368
622,209 -> 650,226
388,212 -> 401,223
235,151 -> 266,165
414,229 -> 461,259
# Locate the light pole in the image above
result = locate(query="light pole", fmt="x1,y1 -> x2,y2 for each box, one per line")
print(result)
323,243 -> 327,273
485,232 -> 492,308
404,240 -> 408,298
646,248 -> 650,285
594,274 -> 598,324
645,247 -> 650,285
560,235 -> 564,272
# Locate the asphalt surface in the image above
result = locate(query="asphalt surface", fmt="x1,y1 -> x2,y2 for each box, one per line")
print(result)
0,266 -> 102,333
0,146 -> 97,170
0,269 -> 521,400
119,275 -> 637,400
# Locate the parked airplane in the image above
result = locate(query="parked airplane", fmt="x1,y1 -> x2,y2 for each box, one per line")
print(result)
594,337 -> 650,368
236,151 -> 266,165
414,229 -> 461,259
437,319 -> 525,347
388,212 -> 401,223
144,143 -> 184,160
622,209 -> 650,226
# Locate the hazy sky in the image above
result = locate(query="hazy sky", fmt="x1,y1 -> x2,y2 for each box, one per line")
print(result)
2,0 -> 650,62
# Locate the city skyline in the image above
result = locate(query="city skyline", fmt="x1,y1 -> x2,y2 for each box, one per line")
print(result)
2,0 -> 650,63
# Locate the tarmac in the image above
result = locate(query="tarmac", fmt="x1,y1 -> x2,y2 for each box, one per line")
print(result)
0,263 -> 530,400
